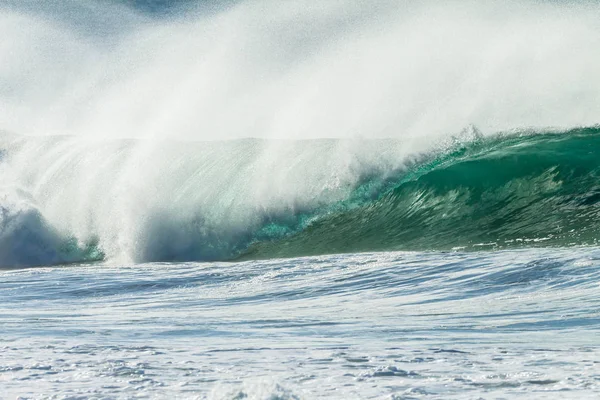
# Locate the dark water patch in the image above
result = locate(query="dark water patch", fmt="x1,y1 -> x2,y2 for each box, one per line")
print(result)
527,379 -> 559,385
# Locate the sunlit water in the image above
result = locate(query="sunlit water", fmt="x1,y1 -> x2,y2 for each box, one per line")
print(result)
2,248 -> 599,399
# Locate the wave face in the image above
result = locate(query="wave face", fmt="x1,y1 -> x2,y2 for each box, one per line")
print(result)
1,127 -> 599,267
243,127 -> 600,259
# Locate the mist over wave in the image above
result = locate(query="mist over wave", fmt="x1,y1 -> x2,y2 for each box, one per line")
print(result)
1,1 -> 599,267
1,0 -> 600,140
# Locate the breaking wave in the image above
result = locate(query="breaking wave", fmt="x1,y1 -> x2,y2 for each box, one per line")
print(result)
1,126 -> 599,267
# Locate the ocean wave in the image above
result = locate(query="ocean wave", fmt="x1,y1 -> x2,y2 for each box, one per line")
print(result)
1,127 -> 599,267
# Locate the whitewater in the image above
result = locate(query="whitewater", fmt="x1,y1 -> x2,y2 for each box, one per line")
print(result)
1,0 -> 600,399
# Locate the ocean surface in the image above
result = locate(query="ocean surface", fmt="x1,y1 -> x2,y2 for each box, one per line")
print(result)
2,0 -> 600,398
2,129 -> 600,399
2,248 -> 600,399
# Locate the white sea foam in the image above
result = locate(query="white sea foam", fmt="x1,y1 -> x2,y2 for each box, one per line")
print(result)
1,248 -> 599,398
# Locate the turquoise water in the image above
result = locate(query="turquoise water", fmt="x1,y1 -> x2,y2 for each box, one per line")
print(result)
243,128 -> 600,259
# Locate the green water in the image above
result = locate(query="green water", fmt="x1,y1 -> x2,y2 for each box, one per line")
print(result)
241,127 -> 600,259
